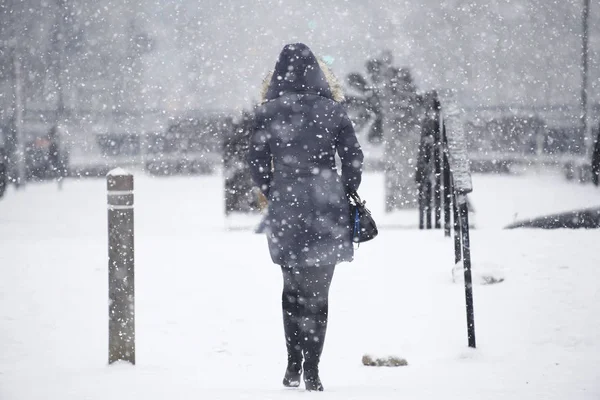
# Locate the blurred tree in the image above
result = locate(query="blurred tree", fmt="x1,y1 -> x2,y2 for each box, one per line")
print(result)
223,111 -> 260,215
345,50 -> 423,211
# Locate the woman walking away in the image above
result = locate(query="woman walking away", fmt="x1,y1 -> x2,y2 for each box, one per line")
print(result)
247,43 -> 363,391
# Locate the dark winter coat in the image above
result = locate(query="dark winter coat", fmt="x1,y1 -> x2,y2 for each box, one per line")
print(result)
247,43 -> 364,267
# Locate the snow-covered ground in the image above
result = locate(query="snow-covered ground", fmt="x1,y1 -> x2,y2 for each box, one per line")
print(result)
1,171 -> 599,399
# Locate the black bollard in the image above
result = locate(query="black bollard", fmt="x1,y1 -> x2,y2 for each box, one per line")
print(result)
107,169 -> 135,365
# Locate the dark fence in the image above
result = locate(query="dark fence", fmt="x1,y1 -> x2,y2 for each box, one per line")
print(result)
417,90 -> 476,348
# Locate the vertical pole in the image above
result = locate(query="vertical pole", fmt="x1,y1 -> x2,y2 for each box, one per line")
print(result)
434,152 -> 442,228
433,116 -> 442,229
452,190 -> 462,265
441,122 -> 452,237
107,169 -> 135,365
425,124 -> 434,230
443,157 -> 452,237
425,180 -> 432,229
417,117 -> 430,230
458,194 -> 476,348
13,51 -> 26,188
418,182 -> 425,230
593,122 -> 600,186
582,0 -> 591,156
53,0 -> 67,121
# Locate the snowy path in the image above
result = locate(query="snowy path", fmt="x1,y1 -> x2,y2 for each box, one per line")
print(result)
0,172 -> 599,399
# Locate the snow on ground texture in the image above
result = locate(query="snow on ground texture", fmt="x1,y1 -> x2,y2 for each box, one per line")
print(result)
0,172 -> 599,400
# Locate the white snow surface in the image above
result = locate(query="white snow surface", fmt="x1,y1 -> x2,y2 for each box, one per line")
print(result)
1,171 -> 599,399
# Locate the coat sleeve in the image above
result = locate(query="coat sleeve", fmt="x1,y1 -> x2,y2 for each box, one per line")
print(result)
336,111 -> 364,193
247,113 -> 273,197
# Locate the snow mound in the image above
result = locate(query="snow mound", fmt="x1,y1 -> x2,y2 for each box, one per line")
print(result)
452,261 -> 506,285
107,168 -> 132,177
362,354 -> 408,367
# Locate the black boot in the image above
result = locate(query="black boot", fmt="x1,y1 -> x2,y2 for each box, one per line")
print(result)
284,265 -> 334,391
302,327 -> 326,391
303,362 -> 324,391
300,266 -> 334,391
282,284 -> 303,387
282,360 -> 302,387
301,312 -> 328,391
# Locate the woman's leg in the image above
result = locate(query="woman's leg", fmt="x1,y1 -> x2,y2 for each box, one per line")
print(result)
296,265 -> 335,390
281,266 -> 303,386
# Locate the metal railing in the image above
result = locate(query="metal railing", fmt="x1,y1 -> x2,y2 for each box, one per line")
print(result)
417,90 -> 476,348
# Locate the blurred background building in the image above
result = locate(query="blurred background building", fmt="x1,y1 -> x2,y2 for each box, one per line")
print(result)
0,0 -> 598,184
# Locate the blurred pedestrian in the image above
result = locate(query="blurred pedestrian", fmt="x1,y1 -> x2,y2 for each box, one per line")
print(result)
247,43 -> 363,391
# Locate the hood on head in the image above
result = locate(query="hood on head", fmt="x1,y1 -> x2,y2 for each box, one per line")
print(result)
260,55 -> 345,103
263,43 -> 339,102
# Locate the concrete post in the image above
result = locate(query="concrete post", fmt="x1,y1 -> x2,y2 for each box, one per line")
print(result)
107,168 -> 135,365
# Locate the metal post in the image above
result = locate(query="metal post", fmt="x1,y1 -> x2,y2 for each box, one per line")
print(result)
13,51 -> 26,188
433,134 -> 442,229
107,169 -> 135,365
441,122 -> 452,237
593,122 -> 600,186
425,180 -> 432,229
417,120 -> 433,230
418,182 -> 425,230
452,190 -> 462,265
53,0 -> 67,121
582,0 -> 591,156
425,128 -> 434,229
457,193 -> 476,348
439,90 -> 476,348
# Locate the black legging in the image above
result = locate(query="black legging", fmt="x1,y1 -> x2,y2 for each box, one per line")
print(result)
281,265 -> 335,368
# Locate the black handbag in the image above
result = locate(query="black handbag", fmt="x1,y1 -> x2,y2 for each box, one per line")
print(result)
348,191 -> 378,244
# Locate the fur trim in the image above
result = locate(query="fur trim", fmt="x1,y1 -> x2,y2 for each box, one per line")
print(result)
259,72 -> 273,103
259,58 -> 345,103
318,59 -> 345,103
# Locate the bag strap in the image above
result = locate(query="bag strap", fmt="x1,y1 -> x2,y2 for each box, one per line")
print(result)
347,190 -> 362,205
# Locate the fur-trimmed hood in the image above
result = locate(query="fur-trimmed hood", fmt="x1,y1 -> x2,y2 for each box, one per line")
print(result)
260,45 -> 345,103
